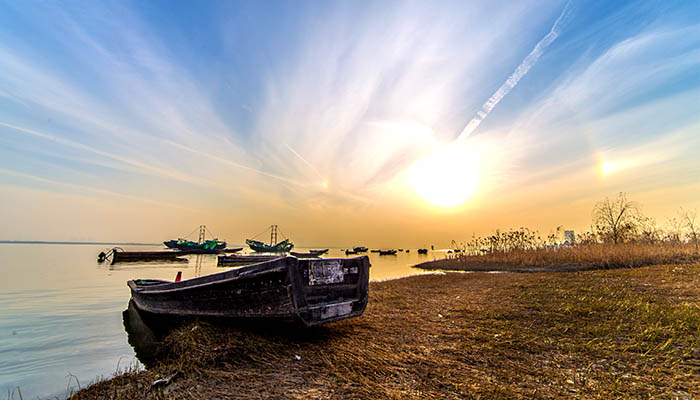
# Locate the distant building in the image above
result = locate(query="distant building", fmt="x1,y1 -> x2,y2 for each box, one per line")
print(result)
564,230 -> 575,245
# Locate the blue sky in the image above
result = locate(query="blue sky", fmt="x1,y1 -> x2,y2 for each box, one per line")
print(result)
1,0 -> 699,245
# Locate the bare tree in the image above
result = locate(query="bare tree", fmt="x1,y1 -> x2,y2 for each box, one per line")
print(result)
638,215 -> 661,244
680,207 -> 699,252
593,192 -> 640,244
665,216 -> 683,244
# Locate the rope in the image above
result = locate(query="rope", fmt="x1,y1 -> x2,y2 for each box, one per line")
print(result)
205,226 -> 218,239
277,228 -> 289,240
181,226 -> 200,240
250,225 -> 272,240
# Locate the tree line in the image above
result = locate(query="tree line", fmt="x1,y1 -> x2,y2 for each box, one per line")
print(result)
455,193 -> 699,255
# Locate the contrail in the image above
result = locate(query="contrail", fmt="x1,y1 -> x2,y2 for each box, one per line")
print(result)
0,121 -> 214,186
286,144 -> 325,181
164,139 -> 307,187
0,168 -> 196,211
457,1 -> 573,143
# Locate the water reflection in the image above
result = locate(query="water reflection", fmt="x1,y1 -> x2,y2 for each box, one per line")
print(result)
1,244 -> 441,398
122,300 -> 181,368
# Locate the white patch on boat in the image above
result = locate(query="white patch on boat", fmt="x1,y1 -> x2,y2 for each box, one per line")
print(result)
317,301 -> 353,319
308,260 -> 344,285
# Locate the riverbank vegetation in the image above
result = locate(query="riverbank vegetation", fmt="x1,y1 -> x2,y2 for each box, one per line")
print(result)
71,263 -> 700,399
419,193 -> 700,272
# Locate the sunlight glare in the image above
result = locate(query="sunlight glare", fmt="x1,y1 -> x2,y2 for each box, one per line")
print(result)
600,161 -> 617,175
406,145 -> 479,209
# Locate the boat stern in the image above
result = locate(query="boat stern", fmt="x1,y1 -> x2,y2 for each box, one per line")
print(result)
290,256 -> 370,326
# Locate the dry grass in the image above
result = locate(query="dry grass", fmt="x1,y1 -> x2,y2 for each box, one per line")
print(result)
72,263 -> 700,399
417,243 -> 700,272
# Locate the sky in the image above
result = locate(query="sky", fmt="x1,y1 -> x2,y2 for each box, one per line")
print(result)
0,0 -> 699,247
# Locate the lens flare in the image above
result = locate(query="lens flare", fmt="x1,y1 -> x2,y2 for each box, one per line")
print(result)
406,145 -> 479,209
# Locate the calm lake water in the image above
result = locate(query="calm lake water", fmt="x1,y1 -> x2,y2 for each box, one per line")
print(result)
0,243 -> 442,399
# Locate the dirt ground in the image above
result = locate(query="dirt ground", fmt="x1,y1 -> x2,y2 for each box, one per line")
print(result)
73,264 -> 700,399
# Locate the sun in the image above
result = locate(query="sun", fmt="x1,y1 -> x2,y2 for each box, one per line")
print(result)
406,145 -> 479,209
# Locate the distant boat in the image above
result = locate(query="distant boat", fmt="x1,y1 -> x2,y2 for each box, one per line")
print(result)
379,249 -> 397,255
398,249 -> 404,251
345,249 -> 358,255
405,249 -> 410,253
290,251 -> 322,258
370,249 -> 381,253
417,248 -> 428,254
99,247 -> 188,264
309,249 -> 329,255
128,256 -> 370,327
218,254 -> 281,267
246,225 -> 294,253
163,225 -> 226,252
353,246 -> 368,252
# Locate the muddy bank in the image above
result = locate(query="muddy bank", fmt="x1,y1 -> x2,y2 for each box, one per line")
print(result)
73,264 -> 700,399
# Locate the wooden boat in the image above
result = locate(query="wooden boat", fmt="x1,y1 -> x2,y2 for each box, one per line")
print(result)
164,225 -> 227,251
99,247 -> 188,264
309,249 -> 329,255
217,254 -> 280,267
353,246 -> 368,252
128,256 -> 370,327
345,249 -> 358,255
370,249 -> 380,253
290,251 -> 322,258
379,249 -> 397,255
246,225 -> 294,253
180,247 -> 241,255
417,248 -> 428,254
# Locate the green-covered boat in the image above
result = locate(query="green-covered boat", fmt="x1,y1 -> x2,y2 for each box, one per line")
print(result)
246,225 -> 294,253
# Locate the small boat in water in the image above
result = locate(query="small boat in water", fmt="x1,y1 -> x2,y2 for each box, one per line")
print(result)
379,249 -> 397,255
370,249 -> 381,253
345,249 -> 358,255
309,249 -> 329,255
98,247 -> 188,264
164,225 -> 227,252
290,251 -> 322,258
417,248 -> 428,254
353,246 -> 368,252
246,225 -> 294,253
217,254 -> 280,267
128,256 -> 370,327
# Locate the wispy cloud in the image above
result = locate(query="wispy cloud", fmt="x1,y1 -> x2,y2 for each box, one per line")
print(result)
457,1 -> 573,142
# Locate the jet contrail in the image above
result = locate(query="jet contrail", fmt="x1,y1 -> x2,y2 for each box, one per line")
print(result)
286,144 -> 325,181
457,1 -> 573,143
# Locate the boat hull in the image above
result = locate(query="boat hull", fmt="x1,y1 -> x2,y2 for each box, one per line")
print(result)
246,238 -> 294,253
128,256 -> 370,326
111,249 -> 188,263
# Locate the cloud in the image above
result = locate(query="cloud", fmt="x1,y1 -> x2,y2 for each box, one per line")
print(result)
457,1 -> 573,142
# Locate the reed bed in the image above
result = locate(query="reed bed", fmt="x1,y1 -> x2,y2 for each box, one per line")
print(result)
417,243 -> 700,272
72,263 -> 700,399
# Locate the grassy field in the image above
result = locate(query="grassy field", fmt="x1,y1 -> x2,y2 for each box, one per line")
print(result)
416,243 -> 700,272
72,263 -> 700,399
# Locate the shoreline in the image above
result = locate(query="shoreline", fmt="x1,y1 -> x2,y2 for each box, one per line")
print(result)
73,263 -> 700,399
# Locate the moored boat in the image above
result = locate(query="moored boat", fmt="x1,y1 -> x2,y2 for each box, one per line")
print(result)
417,248 -> 428,254
309,249 -> 329,255
246,225 -> 294,253
379,249 -> 397,255
217,254 -> 280,267
164,225 -> 227,252
353,246 -> 368,252
128,256 -> 370,327
290,251 -> 322,258
99,247 -> 188,264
